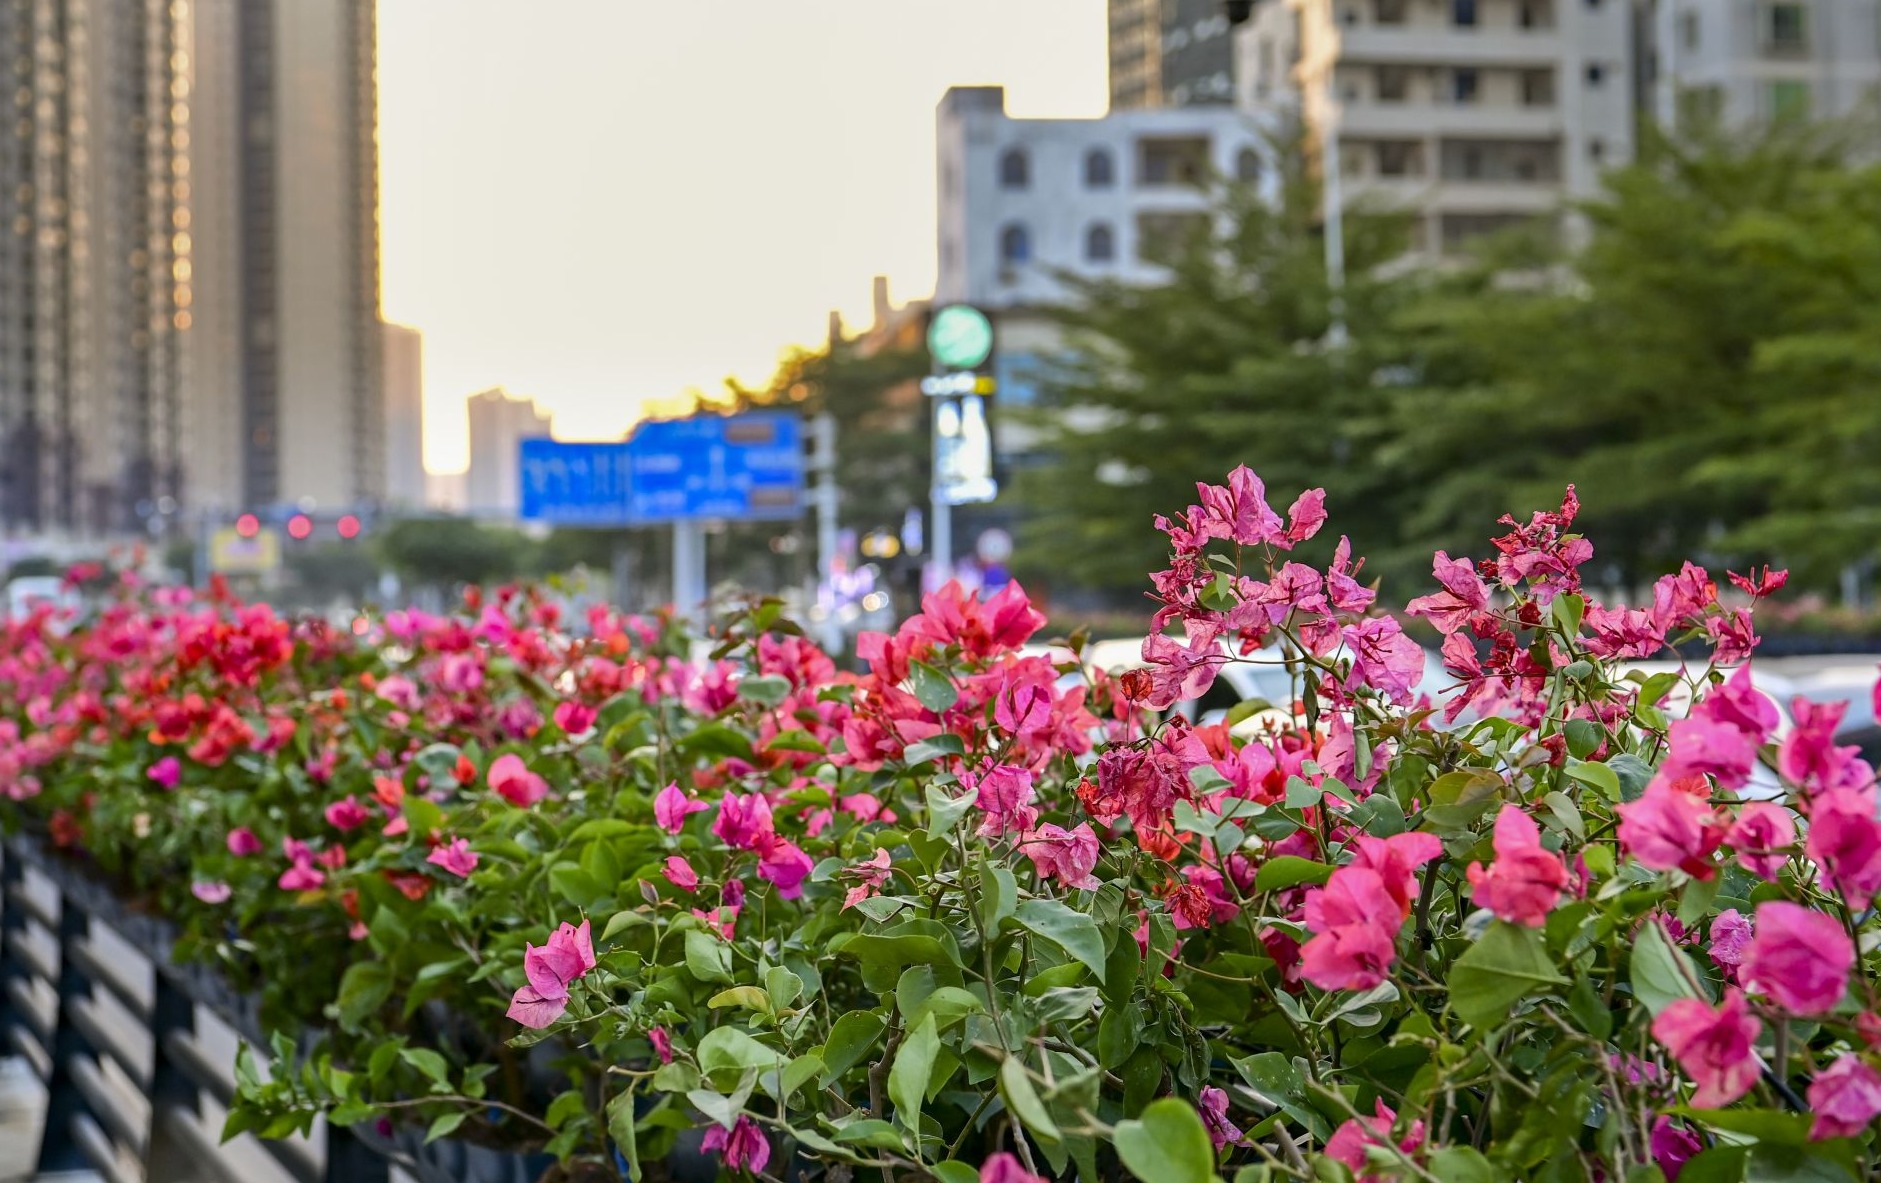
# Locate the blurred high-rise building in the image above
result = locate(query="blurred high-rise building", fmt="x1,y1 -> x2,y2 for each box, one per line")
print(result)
0,0 -> 190,536
1645,0 -> 1881,130
183,0 -> 382,515
381,321 -> 425,507
0,0 -> 381,538
1109,0 -> 1239,110
465,388 -> 550,519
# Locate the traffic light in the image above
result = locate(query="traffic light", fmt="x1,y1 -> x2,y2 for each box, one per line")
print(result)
336,514 -> 361,540
235,513 -> 260,538
287,514 -> 313,541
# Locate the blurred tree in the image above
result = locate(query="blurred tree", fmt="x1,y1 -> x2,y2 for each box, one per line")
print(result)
375,517 -> 526,590
1381,124 -> 1881,592
1011,143 -> 1416,597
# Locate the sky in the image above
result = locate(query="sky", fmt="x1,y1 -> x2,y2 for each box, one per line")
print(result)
377,1 -> 1109,473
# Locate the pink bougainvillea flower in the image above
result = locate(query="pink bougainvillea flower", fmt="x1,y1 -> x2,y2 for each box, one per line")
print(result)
663,855 -> 699,893
841,848 -> 892,910
1694,665 -> 1779,743
487,753 -> 549,808
1805,787 -> 1881,905
701,1114 -> 769,1175
756,837 -> 814,900
1405,551 -> 1491,636
426,838 -> 478,879
1727,566 -> 1789,599
1346,832 -> 1445,916
1657,715 -> 1759,791
1781,698 -> 1873,795
1651,989 -> 1763,1107
1807,1054 -> 1881,1140
147,756 -> 181,790
1342,615 -> 1426,706
1196,465 -> 1285,547
278,860 -> 325,893
1017,822 -> 1101,890
1708,909 -> 1753,980
551,700 -> 598,735
1617,781 -> 1725,878
324,795 -> 369,832
979,1152 -> 1048,1183
191,880 -> 230,904
1198,1085 -> 1242,1150
1725,802 -> 1795,881
1650,1117 -> 1702,1180
648,1026 -> 673,1065
1325,1100 -> 1426,1183
226,827 -> 263,857
507,919 -> 596,1028
968,764 -> 1039,839
712,791 -> 774,850
1741,901 -> 1853,1016
1284,487 -> 1327,545
1467,807 -> 1568,927
1301,868 -> 1402,992
654,782 -> 708,832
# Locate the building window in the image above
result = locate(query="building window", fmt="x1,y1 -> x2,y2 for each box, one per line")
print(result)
998,147 -> 1029,190
1138,136 -> 1211,186
999,223 -> 1031,266
1521,69 -> 1554,105
1679,10 -> 1699,50
1767,3 -> 1808,54
1084,147 -> 1114,188
1769,79 -> 1812,121
1454,68 -> 1479,103
1235,147 -> 1263,182
1376,140 -> 1420,177
1375,0 -> 1407,23
1518,0 -> 1553,28
1589,137 -> 1605,162
1377,65 -> 1409,101
1585,62 -> 1605,86
1085,222 -> 1115,262
1453,0 -> 1477,27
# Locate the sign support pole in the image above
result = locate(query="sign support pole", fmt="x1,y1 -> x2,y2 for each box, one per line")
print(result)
930,395 -> 952,591
672,519 -> 707,628
810,413 -> 842,656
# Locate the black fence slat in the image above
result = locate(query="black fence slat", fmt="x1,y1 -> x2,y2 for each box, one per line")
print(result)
34,887 -> 95,1173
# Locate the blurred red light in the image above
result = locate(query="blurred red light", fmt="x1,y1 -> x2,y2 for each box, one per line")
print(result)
287,514 -> 313,540
235,513 -> 260,538
336,514 -> 361,540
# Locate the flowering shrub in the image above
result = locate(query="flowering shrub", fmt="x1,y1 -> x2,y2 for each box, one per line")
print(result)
2,469 -> 1878,1183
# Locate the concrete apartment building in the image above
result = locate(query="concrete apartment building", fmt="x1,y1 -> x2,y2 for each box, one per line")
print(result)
465,388 -> 551,519
0,0 -> 189,536
1235,0 -> 1636,253
1110,0 -> 1242,109
1646,0 -> 1881,128
382,322 -> 425,508
0,0 -> 382,538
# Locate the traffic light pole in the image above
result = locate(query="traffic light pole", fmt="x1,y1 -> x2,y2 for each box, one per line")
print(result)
810,414 -> 842,656
672,518 -> 707,629
929,389 -> 952,591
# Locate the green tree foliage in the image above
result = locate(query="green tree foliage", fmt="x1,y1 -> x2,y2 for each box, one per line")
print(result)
1012,154 -> 1414,596
376,517 -> 527,591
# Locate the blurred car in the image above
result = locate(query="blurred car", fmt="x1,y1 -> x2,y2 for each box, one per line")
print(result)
5,576 -> 80,624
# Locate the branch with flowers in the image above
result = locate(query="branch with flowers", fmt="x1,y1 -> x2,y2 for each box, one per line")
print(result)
0,467 -> 1872,1183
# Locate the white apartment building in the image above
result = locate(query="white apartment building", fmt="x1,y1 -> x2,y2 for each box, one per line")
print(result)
382,323 -> 426,508
1235,0 -> 1635,252
1647,0 -> 1881,128
936,86 -> 1276,314
465,388 -> 551,520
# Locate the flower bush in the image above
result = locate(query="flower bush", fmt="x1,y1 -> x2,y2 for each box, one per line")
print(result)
2,469 -> 1878,1183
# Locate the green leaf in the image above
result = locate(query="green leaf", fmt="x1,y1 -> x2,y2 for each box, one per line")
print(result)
1428,1146 -> 1499,1183
739,674 -> 791,706
1564,717 -> 1603,760
903,733 -> 965,766
908,661 -> 959,713
821,1012 -> 886,1083
425,1111 -> 467,1144
335,961 -> 393,1032
400,1048 -> 451,1089
1013,898 -> 1106,982
888,1014 -> 940,1131
1552,593 -> 1585,638
765,966 -> 803,1010
1631,919 -> 1708,1016
1252,856 -> 1334,892
999,1057 -> 1061,1142
1229,1052 -> 1330,1141
1608,753 -> 1656,802
764,729 -> 826,754
1114,1097 -> 1220,1183
1448,920 -> 1567,1028
1565,759 -> 1622,801
708,986 -> 773,1014
697,1028 -> 786,1082
931,1165 -> 981,1183
685,929 -> 733,984
980,862 -> 1018,932
926,782 -> 979,835
606,1087 -> 639,1177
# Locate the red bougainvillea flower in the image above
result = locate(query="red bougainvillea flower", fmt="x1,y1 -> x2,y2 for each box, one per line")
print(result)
1325,1100 -> 1426,1183
551,700 -> 597,736
1467,807 -> 1568,927
324,795 -> 369,832
226,827 -> 263,857
700,1114 -> 769,1174
1650,1117 -> 1702,1180
662,855 -> 699,893
1198,1085 -> 1243,1150
979,1152 -> 1048,1183
1807,1054 -> 1881,1140
647,1026 -> 673,1065
487,753 -> 549,808
840,848 -> 892,910
1651,989 -> 1763,1107
1617,781 -> 1725,878
147,756 -> 180,789
1740,900 -> 1853,1016
425,838 -> 478,879
654,782 -> 709,832
1804,787 -> 1881,905
507,919 -> 595,1029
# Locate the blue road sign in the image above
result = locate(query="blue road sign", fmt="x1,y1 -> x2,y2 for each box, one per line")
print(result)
517,412 -> 804,526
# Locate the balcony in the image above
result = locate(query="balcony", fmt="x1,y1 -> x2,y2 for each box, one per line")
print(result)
1336,26 -> 1562,67
1338,101 -> 1562,139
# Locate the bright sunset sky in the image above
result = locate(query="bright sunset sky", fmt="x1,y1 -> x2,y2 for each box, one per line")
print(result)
377,1 -> 1108,472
